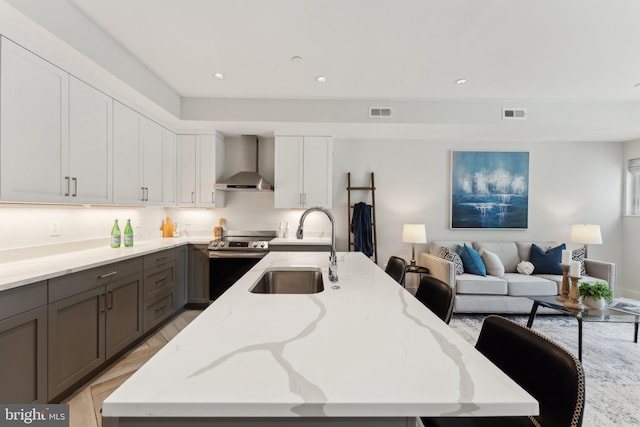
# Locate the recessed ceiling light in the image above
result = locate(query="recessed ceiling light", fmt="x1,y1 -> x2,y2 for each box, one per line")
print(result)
213,73 -> 225,80
455,78 -> 468,85
316,75 -> 327,83
634,82 -> 640,87
291,56 -> 303,63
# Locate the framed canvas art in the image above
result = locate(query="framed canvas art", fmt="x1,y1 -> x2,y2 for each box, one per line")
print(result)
450,151 -> 529,229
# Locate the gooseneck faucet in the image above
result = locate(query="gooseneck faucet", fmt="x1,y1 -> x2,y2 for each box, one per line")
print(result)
296,206 -> 338,282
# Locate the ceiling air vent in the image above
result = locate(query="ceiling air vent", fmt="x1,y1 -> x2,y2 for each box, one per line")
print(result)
369,106 -> 393,118
502,108 -> 527,120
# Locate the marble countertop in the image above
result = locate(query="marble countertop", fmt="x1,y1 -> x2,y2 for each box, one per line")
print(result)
0,236 -> 212,292
102,251 -> 538,419
270,237 -> 331,245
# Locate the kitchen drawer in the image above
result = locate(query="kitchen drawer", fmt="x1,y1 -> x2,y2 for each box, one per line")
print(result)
0,281 -> 47,321
143,291 -> 174,332
143,249 -> 176,270
49,257 -> 143,303
143,264 -> 175,301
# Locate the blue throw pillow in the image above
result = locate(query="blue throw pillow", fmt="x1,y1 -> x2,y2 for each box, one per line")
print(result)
456,244 -> 487,276
529,243 -> 566,275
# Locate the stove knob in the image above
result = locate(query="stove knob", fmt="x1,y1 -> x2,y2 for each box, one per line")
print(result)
253,242 -> 258,248
220,242 -> 225,247
260,243 -> 266,248
211,242 -> 218,247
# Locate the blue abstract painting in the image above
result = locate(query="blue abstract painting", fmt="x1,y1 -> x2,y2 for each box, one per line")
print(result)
451,151 -> 529,229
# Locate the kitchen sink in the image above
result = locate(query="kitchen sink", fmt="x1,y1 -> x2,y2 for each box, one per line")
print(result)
250,267 -> 324,294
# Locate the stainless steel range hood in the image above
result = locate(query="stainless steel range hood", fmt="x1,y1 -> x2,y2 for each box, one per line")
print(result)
215,136 -> 273,191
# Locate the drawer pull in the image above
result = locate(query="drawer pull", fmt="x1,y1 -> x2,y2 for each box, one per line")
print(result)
155,278 -> 166,288
154,305 -> 166,314
98,271 -> 118,279
156,256 -> 168,263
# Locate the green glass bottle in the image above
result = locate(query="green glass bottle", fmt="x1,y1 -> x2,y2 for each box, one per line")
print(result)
111,219 -> 121,248
124,219 -> 134,247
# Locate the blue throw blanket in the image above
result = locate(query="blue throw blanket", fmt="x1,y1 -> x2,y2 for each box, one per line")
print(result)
352,202 -> 374,257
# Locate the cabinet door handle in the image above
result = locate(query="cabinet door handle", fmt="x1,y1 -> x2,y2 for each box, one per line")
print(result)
141,187 -> 145,201
107,291 -> 114,310
64,176 -> 70,197
72,177 -> 78,197
191,191 -> 195,203
211,192 -> 215,203
146,187 -> 149,201
98,271 -> 118,279
99,293 -> 106,313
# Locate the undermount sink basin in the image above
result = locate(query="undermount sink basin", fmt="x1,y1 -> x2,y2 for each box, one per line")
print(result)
250,267 -> 324,294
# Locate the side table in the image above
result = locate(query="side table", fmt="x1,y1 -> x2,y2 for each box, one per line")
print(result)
404,266 -> 430,288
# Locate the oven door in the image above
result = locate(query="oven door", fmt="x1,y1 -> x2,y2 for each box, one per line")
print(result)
208,251 -> 266,301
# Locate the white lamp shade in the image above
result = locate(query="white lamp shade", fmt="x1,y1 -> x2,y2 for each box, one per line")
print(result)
570,224 -> 603,245
402,224 -> 427,244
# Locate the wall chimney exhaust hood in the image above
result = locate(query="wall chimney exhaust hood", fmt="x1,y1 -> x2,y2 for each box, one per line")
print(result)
215,136 -> 273,191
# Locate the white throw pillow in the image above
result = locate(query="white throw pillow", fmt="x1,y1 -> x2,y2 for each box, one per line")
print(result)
517,261 -> 535,275
479,247 -> 505,277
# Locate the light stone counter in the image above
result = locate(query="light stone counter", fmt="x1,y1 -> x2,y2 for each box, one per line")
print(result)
102,251 -> 538,427
0,236 -> 212,292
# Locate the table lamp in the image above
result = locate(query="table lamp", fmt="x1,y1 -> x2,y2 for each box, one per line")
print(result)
402,224 -> 427,271
570,224 -> 602,259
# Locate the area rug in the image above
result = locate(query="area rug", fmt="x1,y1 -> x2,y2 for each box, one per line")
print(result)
449,314 -> 640,427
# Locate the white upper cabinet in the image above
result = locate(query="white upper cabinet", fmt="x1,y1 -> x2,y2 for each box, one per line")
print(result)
1,37 -> 70,203
1,38 -> 113,204
163,130 -> 177,206
274,135 -> 333,208
113,101 -> 167,206
113,101 -> 143,205
69,76 -> 113,204
176,134 -> 225,208
140,118 -> 164,205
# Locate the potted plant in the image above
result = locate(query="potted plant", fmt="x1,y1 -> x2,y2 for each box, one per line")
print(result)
578,281 -> 613,309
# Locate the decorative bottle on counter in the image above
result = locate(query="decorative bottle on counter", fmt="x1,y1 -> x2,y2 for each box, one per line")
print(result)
111,219 -> 121,248
124,219 -> 134,247
173,223 -> 180,237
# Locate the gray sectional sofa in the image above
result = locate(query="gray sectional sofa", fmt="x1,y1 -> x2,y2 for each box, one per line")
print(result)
418,240 -> 616,314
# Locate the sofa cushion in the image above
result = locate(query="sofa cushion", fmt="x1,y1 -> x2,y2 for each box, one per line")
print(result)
516,241 -> 559,263
534,274 -> 563,293
457,244 -> 486,276
505,273 -> 558,296
429,240 -> 472,256
456,273 -> 508,295
439,247 -> 464,275
517,261 -> 534,275
478,247 -> 505,277
473,242 -> 520,273
529,243 -> 566,274
571,247 -> 587,276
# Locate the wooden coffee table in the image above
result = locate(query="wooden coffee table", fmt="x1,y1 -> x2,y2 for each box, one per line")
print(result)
526,296 -> 639,361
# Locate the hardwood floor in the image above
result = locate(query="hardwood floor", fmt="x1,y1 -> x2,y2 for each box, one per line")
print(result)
62,309 -> 202,427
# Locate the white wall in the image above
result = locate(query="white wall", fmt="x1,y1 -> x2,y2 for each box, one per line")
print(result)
623,140 -> 640,299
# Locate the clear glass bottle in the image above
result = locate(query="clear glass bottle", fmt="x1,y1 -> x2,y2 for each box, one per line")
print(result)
124,219 -> 134,247
111,219 -> 121,248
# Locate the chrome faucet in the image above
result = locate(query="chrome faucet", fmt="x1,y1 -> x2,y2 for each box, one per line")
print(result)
296,206 -> 338,282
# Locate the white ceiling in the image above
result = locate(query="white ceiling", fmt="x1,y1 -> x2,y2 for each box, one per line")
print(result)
67,0 -> 640,101
53,1 -> 640,140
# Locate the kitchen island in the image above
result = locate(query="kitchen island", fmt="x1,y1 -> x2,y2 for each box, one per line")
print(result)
101,251 -> 538,427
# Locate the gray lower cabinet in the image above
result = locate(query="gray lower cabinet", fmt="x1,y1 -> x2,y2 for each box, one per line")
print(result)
175,245 -> 188,308
143,249 -> 177,332
0,281 -> 48,403
188,244 -> 209,304
48,258 -> 143,401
